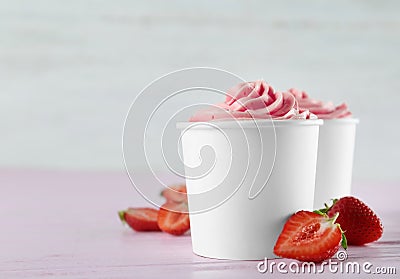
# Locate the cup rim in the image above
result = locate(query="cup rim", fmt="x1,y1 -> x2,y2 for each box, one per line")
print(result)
176,119 -> 323,129
321,118 -> 359,125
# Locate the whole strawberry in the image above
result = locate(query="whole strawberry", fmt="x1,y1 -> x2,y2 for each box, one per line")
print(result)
318,196 -> 383,245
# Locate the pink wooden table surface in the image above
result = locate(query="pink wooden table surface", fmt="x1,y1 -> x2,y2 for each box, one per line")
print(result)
0,169 -> 399,278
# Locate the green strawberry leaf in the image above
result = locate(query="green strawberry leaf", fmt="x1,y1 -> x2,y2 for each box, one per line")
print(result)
313,209 -> 325,216
341,231 -> 348,250
118,210 -> 126,224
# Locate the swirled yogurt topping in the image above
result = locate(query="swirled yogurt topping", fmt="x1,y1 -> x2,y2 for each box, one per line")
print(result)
288,88 -> 352,119
190,80 -> 314,122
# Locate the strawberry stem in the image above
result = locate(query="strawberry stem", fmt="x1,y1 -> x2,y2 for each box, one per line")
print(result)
118,210 -> 126,224
316,198 -> 339,214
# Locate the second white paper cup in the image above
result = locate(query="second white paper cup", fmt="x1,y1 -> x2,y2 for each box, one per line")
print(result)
313,118 -> 358,208
177,119 -> 322,260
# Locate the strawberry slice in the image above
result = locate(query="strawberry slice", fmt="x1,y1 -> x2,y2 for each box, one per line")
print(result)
157,201 -> 190,236
318,196 -> 383,245
274,211 -> 346,262
161,185 -> 187,203
119,208 -> 161,232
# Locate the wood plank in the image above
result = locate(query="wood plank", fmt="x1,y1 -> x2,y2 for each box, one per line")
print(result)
0,170 -> 399,278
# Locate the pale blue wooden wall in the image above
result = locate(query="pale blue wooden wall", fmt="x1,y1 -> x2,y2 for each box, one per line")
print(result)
1,0 -> 399,181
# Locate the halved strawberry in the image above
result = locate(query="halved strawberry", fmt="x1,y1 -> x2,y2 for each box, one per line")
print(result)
157,201 -> 190,236
318,196 -> 383,245
161,185 -> 187,204
119,208 -> 161,232
274,211 -> 346,262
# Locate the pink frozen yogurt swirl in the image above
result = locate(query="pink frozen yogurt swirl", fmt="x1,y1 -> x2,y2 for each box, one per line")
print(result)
288,88 -> 352,119
190,80 -> 314,122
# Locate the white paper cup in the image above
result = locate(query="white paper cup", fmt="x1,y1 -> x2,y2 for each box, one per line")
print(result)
313,119 -> 359,208
177,119 -> 322,260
